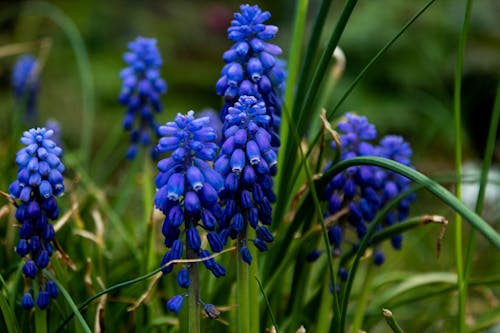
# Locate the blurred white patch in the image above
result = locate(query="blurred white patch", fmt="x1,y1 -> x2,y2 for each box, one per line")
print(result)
461,162 -> 500,222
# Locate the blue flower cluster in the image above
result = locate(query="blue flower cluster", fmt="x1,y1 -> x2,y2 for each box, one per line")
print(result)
154,111 -> 226,313
119,37 -> 167,159
216,4 -> 285,147
215,95 -> 277,264
321,113 -> 415,276
12,55 -> 39,121
9,128 -> 64,310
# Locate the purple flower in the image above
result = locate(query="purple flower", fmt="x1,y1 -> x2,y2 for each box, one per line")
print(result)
119,37 -> 167,159
154,111 -> 227,294
215,96 -> 277,262
321,113 -> 416,269
216,4 -> 285,148
10,128 -> 64,310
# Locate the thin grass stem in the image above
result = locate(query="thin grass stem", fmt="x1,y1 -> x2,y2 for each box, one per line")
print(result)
464,83 -> 500,278
453,0 -> 474,331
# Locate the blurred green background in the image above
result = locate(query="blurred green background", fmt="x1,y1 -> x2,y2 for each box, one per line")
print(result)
1,0 -> 499,331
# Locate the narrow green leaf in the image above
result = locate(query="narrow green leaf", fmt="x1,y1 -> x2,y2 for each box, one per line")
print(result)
0,281 -> 21,333
321,157 -> 500,248
371,272 -> 457,310
255,276 -> 279,333
43,271 -> 92,333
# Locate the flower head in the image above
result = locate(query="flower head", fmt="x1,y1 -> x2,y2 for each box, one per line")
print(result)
155,111 -> 226,305
9,128 -> 64,310
216,4 -> 285,147
214,96 -> 277,263
12,55 -> 39,122
119,37 -> 167,159
322,113 -> 415,268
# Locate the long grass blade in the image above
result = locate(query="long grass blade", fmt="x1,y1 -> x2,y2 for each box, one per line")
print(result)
321,157 -> 500,248
43,271 -> 92,333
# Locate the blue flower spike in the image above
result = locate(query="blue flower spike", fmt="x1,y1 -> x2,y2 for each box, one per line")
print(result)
155,110 -> 227,300
217,4 -> 286,146
119,37 -> 167,159
215,96 -> 277,263
9,128 -> 65,310
321,113 -> 415,276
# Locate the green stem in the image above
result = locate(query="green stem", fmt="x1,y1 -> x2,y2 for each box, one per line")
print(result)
142,156 -> 155,275
351,262 -> 375,333
454,0 -> 474,331
187,247 -> 200,333
0,275 -> 21,333
279,89 -> 341,329
280,0 -> 309,156
237,237 -> 250,333
255,276 -> 279,333
249,244 -> 260,333
464,83 -> 500,276
44,271 -> 92,333
383,309 -> 406,333
34,306 -> 48,333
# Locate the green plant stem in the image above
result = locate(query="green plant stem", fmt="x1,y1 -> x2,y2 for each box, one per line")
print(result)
464,83 -> 500,271
463,82 -> 500,330
383,309 -> 406,333
34,307 -> 48,333
0,276 -> 21,333
276,0 -> 358,228
255,276 -> 279,333
279,101 -> 341,329
249,244 -> 260,333
142,156 -> 155,275
44,271 -> 92,333
237,237 -> 250,333
453,0 -> 474,331
187,247 -> 200,333
281,0 -> 309,143
351,262 -> 375,333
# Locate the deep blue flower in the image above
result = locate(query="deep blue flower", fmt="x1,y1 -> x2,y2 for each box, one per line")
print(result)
37,291 -> 50,310
21,292 -> 35,310
119,37 -> 167,159
12,55 -> 39,122
9,128 -> 64,309
321,113 -> 415,270
216,4 -> 285,147
167,294 -> 184,313
215,96 -> 277,263
155,110 -> 227,298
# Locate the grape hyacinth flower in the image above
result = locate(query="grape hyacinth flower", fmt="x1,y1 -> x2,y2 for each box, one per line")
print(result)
9,128 -> 64,310
216,4 -> 286,148
320,113 -> 415,273
12,55 -> 39,123
377,135 -> 416,250
154,111 -> 226,314
119,37 -> 167,159
214,95 -> 277,264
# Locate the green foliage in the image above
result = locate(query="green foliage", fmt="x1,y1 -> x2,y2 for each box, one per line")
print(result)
1,1 -> 499,332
